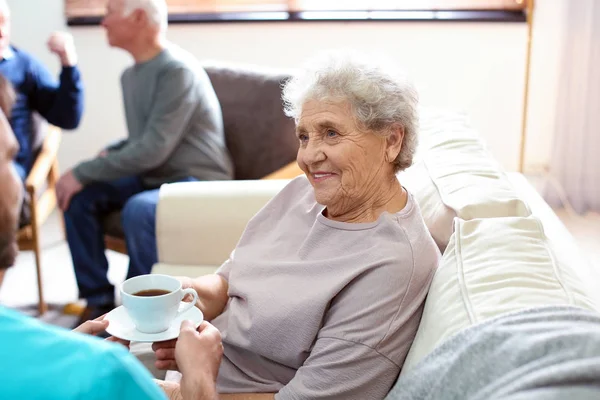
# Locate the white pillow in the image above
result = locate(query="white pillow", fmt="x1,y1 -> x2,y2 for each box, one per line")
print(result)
399,109 -> 531,251
399,161 -> 454,251
401,216 -> 598,373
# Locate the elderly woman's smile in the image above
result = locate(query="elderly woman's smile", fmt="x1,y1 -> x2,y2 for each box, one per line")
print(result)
311,171 -> 337,184
312,173 -> 335,181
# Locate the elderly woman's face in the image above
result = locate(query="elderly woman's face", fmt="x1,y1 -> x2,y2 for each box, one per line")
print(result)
296,100 -> 395,210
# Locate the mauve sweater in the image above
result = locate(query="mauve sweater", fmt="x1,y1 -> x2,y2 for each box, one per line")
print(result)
212,176 -> 440,400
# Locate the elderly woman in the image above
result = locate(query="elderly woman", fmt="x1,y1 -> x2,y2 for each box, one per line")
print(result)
154,52 -> 440,400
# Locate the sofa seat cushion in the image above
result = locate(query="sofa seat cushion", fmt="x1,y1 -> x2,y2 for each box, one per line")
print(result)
399,108 -> 531,251
401,216 -> 598,373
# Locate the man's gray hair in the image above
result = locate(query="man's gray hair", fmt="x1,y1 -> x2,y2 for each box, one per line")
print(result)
282,50 -> 419,172
123,0 -> 168,32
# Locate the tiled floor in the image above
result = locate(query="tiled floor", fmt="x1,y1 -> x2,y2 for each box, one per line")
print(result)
1,198 -> 599,328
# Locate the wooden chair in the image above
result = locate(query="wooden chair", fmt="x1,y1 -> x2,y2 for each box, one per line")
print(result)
103,212 -> 128,254
17,124 -> 62,315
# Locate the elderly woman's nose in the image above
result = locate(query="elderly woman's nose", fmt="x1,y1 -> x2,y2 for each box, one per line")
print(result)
302,141 -> 326,164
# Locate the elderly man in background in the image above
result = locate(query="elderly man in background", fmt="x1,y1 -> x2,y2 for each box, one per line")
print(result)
0,0 -> 83,223
56,0 -> 233,324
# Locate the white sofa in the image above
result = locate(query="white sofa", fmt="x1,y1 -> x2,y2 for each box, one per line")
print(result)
152,108 -> 599,373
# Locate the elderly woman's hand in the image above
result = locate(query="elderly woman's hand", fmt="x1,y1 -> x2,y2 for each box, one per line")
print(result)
176,275 -> 195,297
172,274 -> 230,322
152,337 -> 178,371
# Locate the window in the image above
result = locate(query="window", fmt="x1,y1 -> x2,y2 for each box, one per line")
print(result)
66,0 -> 527,25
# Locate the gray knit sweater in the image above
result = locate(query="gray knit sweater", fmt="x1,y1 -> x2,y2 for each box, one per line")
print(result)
387,306 -> 600,400
74,45 -> 233,187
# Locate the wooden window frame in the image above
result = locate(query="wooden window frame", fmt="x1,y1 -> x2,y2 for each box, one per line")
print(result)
66,0 -> 527,26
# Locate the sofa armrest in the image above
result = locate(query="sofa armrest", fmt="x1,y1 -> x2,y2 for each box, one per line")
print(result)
156,179 -> 289,267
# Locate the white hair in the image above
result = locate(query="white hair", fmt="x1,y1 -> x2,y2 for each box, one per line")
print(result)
282,50 -> 419,172
122,0 -> 168,32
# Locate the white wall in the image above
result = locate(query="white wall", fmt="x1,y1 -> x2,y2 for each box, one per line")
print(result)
524,0 -> 567,171
7,0 -> 565,172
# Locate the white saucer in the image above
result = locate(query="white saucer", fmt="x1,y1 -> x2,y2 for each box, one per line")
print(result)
105,304 -> 204,343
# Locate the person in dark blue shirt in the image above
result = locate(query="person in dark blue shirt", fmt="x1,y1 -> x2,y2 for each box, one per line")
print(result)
0,0 -> 83,181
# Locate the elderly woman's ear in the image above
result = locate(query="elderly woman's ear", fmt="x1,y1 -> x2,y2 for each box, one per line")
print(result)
385,125 -> 404,164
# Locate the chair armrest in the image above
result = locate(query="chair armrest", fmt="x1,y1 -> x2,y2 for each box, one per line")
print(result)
156,179 -> 289,266
262,162 -> 304,180
25,126 -> 61,193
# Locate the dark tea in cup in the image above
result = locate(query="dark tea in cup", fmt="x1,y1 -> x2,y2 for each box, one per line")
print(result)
133,289 -> 171,297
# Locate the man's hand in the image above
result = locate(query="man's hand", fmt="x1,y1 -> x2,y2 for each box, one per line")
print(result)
177,321 -> 223,400
47,32 -> 78,67
73,318 -> 109,336
152,277 -> 202,371
152,276 -> 194,371
72,315 -> 131,348
177,321 -> 223,376
152,320 -> 223,373
56,169 -> 83,211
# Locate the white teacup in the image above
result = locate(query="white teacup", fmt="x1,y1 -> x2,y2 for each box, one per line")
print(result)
121,274 -> 198,334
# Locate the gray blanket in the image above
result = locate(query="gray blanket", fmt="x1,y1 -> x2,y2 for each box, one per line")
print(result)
387,306 -> 600,400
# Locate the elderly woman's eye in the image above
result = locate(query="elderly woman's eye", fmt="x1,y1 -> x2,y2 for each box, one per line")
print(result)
298,134 -> 308,142
326,130 -> 338,138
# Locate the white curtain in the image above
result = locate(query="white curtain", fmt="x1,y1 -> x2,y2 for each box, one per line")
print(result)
545,0 -> 600,214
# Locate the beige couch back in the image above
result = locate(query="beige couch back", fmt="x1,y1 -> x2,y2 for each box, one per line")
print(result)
154,107 -> 599,373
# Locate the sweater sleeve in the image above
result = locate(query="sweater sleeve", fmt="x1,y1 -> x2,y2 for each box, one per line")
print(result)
105,138 -> 128,152
28,56 -> 84,130
73,66 -> 196,185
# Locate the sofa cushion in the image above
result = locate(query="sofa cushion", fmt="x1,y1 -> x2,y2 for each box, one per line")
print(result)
204,63 -> 298,180
398,108 -> 531,251
401,216 -> 598,373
